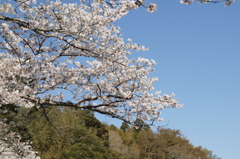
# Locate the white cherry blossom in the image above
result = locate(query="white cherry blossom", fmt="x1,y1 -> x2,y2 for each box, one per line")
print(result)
0,0 -> 182,125
0,121 -> 40,159
180,0 -> 237,5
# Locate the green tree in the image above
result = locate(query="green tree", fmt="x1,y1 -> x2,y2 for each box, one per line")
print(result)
1,105 -> 221,159
120,121 -> 130,132
2,106 -> 119,159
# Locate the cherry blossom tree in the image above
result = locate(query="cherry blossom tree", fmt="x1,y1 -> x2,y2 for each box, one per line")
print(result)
0,0 -> 184,126
0,121 -> 40,159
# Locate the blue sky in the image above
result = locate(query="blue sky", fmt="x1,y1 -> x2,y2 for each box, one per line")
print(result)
98,1 -> 240,159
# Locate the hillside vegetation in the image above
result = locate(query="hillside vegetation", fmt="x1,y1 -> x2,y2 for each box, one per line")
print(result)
0,105 -> 220,159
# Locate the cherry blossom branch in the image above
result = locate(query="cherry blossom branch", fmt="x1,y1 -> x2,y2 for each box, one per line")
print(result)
0,0 -> 182,125
180,0 -> 237,6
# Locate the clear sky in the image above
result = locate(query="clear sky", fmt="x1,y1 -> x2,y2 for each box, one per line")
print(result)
98,1 -> 240,159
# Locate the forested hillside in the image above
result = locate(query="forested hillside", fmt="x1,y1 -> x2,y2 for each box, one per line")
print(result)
0,105 -> 220,159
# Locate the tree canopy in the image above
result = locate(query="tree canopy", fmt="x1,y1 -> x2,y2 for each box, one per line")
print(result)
0,0 -> 183,126
0,106 -> 221,159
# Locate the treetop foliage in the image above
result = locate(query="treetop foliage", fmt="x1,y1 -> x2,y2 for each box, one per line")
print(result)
0,106 -> 221,159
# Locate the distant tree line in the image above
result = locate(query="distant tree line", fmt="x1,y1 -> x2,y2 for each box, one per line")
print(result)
0,105 -> 220,159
